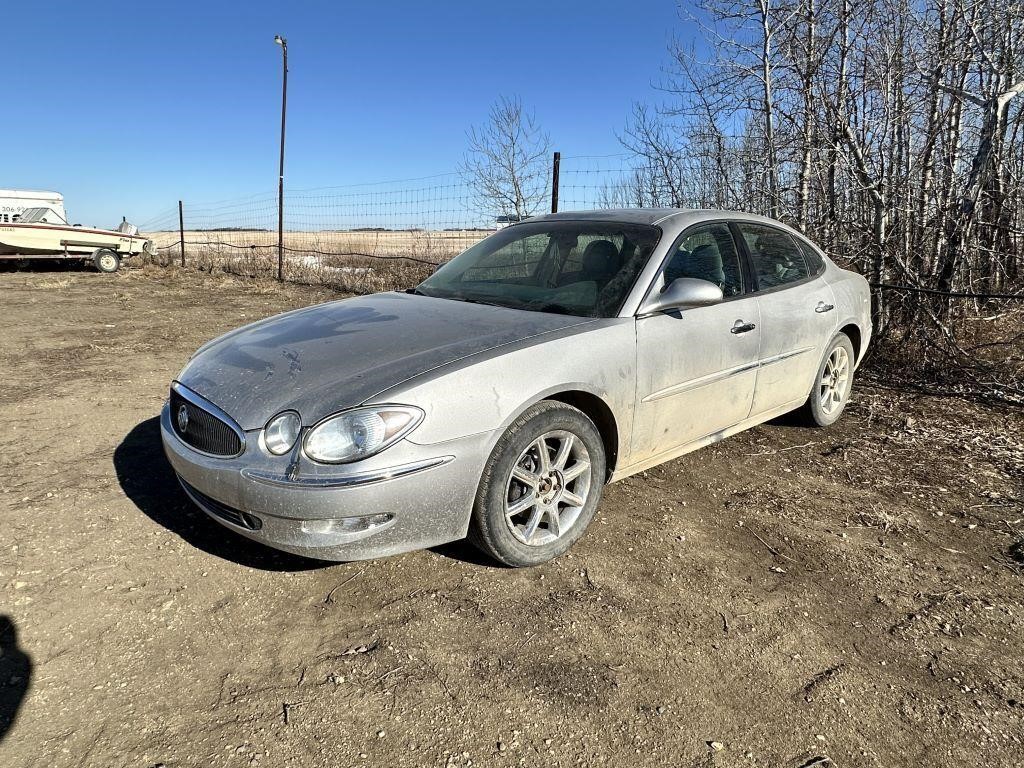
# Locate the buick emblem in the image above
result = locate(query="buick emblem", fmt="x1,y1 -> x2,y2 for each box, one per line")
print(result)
177,404 -> 190,433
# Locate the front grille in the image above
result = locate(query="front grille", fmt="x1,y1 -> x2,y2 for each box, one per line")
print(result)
170,388 -> 243,457
179,478 -> 263,531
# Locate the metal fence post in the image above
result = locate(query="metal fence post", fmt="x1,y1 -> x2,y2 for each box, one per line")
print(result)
551,151 -> 560,214
178,200 -> 185,267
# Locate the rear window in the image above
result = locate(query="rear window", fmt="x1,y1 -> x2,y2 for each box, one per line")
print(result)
795,238 -> 826,276
739,224 -> 810,290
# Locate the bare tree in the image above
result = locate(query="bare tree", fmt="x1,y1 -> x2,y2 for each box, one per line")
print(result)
610,0 -> 1024,396
460,97 -> 551,221
935,0 -> 1024,291
619,0 -> 1023,295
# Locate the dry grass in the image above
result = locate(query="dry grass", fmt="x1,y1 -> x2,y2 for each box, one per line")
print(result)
869,300 -> 1024,405
847,504 -> 918,535
141,228 -> 476,294
146,228 -> 487,260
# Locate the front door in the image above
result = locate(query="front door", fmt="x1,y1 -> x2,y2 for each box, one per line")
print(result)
631,223 -> 761,465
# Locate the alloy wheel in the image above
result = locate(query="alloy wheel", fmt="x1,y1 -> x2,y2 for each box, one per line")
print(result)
819,346 -> 851,415
504,430 -> 592,546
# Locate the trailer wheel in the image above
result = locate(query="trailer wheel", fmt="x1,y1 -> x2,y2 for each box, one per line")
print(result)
94,249 -> 121,273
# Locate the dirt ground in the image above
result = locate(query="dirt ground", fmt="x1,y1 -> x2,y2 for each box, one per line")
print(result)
1,265 -> 1022,768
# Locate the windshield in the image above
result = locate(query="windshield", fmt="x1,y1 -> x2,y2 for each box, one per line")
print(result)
417,220 -> 661,317
17,207 -> 67,225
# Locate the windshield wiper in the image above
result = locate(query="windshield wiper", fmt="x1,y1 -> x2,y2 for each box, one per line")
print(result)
455,297 -> 512,309
416,291 -> 522,310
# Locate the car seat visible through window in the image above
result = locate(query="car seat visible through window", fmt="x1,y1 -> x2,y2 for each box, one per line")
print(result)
580,239 -> 621,289
663,225 -> 744,297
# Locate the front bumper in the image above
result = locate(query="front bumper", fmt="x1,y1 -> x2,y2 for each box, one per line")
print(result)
160,401 -> 493,561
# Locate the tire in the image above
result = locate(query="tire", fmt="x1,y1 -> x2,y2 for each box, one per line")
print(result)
94,249 -> 121,273
469,401 -> 606,567
799,333 -> 856,427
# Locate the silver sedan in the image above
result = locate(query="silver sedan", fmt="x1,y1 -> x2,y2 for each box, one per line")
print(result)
161,209 -> 871,566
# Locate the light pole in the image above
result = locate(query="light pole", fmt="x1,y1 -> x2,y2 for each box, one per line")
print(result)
274,34 -> 288,282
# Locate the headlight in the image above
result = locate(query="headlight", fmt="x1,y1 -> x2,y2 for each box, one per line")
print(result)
264,411 -> 301,455
303,406 -> 423,464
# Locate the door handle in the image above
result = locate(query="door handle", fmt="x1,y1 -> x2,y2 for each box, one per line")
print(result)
731,320 -> 756,335
815,301 -> 835,313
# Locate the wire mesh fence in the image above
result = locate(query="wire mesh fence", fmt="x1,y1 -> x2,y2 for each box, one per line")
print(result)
138,149 -> 1024,303
139,154 -> 652,268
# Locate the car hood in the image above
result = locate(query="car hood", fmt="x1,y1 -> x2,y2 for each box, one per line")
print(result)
176,291 -> 596,429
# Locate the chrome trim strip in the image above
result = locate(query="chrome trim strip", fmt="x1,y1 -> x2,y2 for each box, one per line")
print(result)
170,381 -> 247,459
640,345 -> 816,403
643,360 -> 760,402
240,455 -> 455,489
758,345 -> 815,367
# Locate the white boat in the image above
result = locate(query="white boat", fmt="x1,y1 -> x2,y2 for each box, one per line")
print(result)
0,189 -> 66,224
0,206 -> 155,272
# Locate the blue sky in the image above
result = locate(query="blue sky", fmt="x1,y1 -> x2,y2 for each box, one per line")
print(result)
6,0 -> 689,226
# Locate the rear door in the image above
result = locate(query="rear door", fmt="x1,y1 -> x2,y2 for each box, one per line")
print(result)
631,223 -> 761,465
735,223 -> 837,416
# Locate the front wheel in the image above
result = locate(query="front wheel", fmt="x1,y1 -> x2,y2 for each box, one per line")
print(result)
800,333 -> 856,427
469,401 -> 606,567
94,249 -> 121,273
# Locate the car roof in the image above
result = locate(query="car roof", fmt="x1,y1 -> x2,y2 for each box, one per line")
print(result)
525,208 -> 813,239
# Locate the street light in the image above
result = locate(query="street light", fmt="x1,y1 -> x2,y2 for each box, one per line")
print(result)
274,35 -> 288,281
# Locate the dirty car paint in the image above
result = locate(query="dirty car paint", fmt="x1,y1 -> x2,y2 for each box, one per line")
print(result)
178,291 -> 597,429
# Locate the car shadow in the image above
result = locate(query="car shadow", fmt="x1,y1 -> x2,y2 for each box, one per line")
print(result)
430,539 -> 507,569
114,417 -> 329,572
766,410 -> 806,428
0,615 -> 31,744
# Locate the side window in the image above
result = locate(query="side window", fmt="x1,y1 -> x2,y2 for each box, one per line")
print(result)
739,224 -> 809,289
460,232 -> 549,282
795,238 -> 825,276
662,224 -> 744,297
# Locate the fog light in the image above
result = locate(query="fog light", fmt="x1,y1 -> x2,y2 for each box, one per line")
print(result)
301,513 -> 394,536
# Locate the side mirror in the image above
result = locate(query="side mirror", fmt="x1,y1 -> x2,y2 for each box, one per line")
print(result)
640,277 -> 724,315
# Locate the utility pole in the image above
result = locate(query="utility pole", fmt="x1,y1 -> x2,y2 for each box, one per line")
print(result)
274,35 -> 288,281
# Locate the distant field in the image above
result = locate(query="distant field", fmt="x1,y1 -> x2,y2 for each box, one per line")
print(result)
146,228 -> 490,262
142,229 -> 492,292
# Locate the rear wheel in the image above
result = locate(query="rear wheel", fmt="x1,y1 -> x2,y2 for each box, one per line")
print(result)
800,333 -> 856,427
94,249 -> 121,273
469,401 -> 606,567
